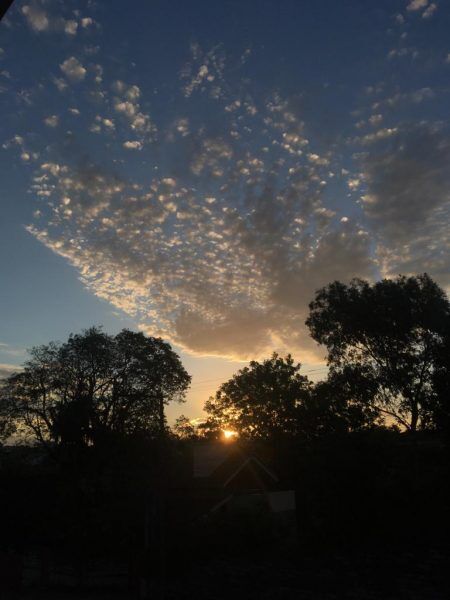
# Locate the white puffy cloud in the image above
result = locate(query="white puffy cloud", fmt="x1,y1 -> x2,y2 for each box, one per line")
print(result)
21,4 -> 49,32
90,115 -> 115,134
112,80 -> 155,141
3,134 -> 38,163
406,0 -> 429,11
21,2 -> 90,35
123,140 -> 143,150
44,115 -> 59,127
64,20 -> 78,35
60,57 -> 87,83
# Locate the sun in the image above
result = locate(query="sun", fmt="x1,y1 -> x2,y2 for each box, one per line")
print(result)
223,429 -> 238,440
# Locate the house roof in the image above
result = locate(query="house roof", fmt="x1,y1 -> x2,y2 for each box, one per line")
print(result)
192,442 -> 278,489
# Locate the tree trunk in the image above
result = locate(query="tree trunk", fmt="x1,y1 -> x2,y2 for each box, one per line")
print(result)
158,395 -> 165,435
410,400 -> 419,433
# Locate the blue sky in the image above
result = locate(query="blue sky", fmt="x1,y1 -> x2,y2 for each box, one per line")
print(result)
1,0 -> 449,421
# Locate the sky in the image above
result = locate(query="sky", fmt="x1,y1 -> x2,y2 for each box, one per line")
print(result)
1,0 -> 449,422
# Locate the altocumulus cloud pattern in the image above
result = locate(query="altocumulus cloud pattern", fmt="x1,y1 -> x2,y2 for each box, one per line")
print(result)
2,1 -> 450,360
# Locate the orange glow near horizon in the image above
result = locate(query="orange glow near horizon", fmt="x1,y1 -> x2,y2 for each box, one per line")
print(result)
223,429 -> 238,440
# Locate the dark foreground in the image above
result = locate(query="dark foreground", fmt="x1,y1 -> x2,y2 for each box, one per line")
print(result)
9,546 -> 450,600
2,432 -> 449,599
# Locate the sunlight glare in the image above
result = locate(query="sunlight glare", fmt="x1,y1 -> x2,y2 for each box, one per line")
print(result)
223,429 -> 238,440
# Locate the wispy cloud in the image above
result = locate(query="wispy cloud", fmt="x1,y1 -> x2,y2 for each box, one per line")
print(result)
0,363 -> 21,379
360,123 -> 450,284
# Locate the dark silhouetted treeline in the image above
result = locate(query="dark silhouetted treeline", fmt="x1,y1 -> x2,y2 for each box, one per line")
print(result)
0,274 -> 449,598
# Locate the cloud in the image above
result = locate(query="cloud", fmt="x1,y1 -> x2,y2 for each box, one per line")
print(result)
0,343 -> 25,358
0,363 -> 21,379
90,115 -> 115,134
53,76 -> 68,92
406,0 -> 429,11
368,114 -> 383,126
60,57 -> 87,83
358,127 -> 398,145
180,43 -> 226,99
361,123 -> 450,286
371,87 -> 434,111
123,140 -> 143,150
21,2 -> 89,35
3,134 -> 38,163
387,47 -> 419,60
422,3 -> 437,18
403,0 -> 437,18
112,80 -> 155,141
21,4 -> 49,32
16,41 -> 449,361
27,85 -> 376,361
44,115 -> 59,127
64,19 -> 78,35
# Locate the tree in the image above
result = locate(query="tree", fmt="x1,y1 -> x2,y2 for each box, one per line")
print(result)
306,274 -> 450,432
0,327 -> 191,449
306,368 -> 383,436
204,353 -> 311,439
172,415 -> 197,440
432,317 -> 450,433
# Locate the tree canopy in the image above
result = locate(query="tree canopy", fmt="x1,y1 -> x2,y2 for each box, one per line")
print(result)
306,273 -> 450,432
202,353 -> 382,440
204,353 -> 312,439
0,327 -> 191,448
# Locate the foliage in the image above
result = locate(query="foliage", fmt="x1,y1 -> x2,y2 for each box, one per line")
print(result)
204,353 -> 311,439
306,274 -> 450,432
172,414 -> 198,440
302,368 -> 383,436
431,316 -> 450,433
0,327 -> 190,449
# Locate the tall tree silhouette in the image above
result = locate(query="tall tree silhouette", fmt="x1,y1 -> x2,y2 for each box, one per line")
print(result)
306,274 -> 450,432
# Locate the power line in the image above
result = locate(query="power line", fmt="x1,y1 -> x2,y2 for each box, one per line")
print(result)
189,377 -> 228,386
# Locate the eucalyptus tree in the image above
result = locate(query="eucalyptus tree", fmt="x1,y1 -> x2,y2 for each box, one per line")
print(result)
306,274 -> 450,432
